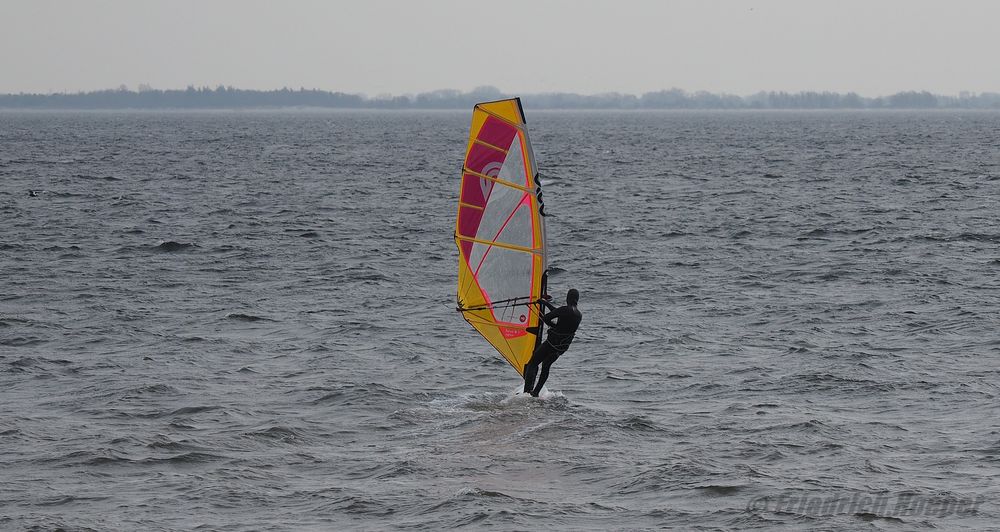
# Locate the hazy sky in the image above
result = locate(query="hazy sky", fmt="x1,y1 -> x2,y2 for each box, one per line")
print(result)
3,0 -> 999,96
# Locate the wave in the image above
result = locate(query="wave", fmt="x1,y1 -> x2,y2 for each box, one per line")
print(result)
72,173 -> 122,181
613,415 -> 663,433
169,405 -> 222,416
312,383 -> 415,408
916,232 -> 1000,243
799,226 -> 876,239
242,425 -> 306,443
1,337 -> 44,347
854,512 -> 906,523
119,383 -> 180,398
36,494 -> 111,506
224,313 -> 272,322
693,484 -> 750,496
153,241 -> 195,252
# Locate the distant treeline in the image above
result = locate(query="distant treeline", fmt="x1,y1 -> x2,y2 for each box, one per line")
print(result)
2,85 -> 1000,110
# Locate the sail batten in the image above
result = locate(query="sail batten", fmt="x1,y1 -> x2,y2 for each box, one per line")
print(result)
461,168 -> 532,192
455,98 -> 547,376
472,139 -> 510,153
454,235 -> 541,255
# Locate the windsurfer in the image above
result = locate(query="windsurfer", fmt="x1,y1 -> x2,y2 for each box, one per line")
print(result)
523,289 -> 582,397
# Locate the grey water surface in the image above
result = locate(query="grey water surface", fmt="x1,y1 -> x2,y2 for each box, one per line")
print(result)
2,109 -> 1000,530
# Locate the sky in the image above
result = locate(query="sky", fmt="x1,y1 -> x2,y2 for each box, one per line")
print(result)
2,0 -> 999,97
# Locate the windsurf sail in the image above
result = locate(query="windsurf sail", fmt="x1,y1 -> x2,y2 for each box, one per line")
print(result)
455,98 -> 548,376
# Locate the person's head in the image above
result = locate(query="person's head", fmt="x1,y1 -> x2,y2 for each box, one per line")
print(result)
566,288 -> 579,305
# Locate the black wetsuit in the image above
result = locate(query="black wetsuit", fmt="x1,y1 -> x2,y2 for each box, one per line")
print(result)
523,300 -> 582,396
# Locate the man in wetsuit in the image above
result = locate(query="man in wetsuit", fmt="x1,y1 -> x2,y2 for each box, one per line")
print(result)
523,288 -> 582,397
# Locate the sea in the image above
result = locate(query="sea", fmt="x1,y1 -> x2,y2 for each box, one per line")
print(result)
2,109 -> 1000,531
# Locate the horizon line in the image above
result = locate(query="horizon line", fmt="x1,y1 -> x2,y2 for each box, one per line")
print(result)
2,85 -> 998,99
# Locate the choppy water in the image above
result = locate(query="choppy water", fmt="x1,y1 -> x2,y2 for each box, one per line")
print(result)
2,109 -> 1000,530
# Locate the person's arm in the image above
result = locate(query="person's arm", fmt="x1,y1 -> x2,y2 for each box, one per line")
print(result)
540,306 -> 565,328
537,297 -> 557,313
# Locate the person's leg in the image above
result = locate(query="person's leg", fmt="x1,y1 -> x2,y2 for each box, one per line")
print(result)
530,350 -> 561,396
523,345 -> 546,393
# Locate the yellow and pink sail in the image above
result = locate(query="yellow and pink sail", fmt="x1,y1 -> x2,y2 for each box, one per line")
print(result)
455,98 -> 548,376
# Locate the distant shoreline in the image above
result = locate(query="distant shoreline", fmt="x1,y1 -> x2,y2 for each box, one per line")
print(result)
2,86 -> 999,111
